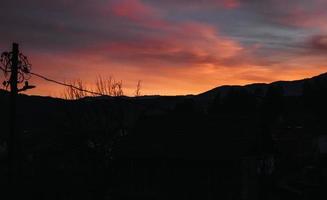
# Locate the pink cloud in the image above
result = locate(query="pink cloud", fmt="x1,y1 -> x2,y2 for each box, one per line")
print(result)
111,0 -> 157,20
72,1 -> 248,69
86,20 -> 245,68
149,0 -> 241,10
222,0 -> 241,9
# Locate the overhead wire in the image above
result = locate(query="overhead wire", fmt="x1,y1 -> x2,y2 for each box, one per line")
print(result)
1,53 -> 107,96
29,72 -> 105,96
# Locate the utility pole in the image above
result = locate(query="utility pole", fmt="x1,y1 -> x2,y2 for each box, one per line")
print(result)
9,43 -> 19,187
0,43 -> 35,194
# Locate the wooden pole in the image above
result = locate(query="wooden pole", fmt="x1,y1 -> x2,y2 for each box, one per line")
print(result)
9,43 -> 19,187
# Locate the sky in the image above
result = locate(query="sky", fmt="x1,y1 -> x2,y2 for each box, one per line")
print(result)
1,0 -> 327,96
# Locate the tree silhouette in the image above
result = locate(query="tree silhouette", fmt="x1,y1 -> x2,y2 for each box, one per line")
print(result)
62,76 -> 124,99
135,80 -> 142,97
63,79 -> 88,99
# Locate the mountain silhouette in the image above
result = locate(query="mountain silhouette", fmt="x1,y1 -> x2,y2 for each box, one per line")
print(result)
197,72 -> 327,102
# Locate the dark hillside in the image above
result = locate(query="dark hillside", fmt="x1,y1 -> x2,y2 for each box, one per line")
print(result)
1,72 -> 327,199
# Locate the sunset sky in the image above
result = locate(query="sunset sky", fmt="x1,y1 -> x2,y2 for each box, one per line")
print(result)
1,0 -> 327,96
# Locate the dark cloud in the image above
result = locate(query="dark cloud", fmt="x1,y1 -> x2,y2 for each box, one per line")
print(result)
239,0 -> 327,28
145,0 -> 240,9
0,0 -> 153,51
308,35 -> 327,52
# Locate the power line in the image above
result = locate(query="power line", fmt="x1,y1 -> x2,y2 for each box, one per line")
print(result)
1,46 -> 107,96
29,72 -> 105,96
2,67 -> 108,96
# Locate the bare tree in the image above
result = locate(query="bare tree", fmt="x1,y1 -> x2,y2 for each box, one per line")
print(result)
62,76 -> 125,99
135,80 -> 142,97
95,76 -> 123,96
112,80 -> 123,96
63,80 -> 88,100
95,76 -> 112,96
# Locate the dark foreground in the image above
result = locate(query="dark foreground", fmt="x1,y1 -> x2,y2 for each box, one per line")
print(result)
1,73 -> 327,199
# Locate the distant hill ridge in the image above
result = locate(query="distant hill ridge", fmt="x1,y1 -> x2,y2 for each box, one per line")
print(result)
197,72 -> 327,102
1,72 -> 327,101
